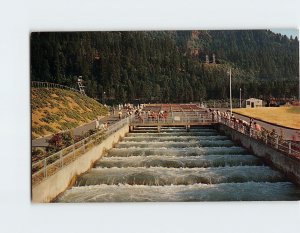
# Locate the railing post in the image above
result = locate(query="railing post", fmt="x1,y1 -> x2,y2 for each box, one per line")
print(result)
43,159 -> 47,178
60,150 -> 63,168
83,139 -> 86,153
288,142 -> 291,154
73,144 -> 75,160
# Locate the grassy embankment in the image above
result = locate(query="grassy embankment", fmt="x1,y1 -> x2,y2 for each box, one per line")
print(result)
31,88 -> 108,139
233,106 -> 300,129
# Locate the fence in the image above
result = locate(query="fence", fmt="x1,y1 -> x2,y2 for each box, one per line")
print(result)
218,116 -> 300,159
202,101 -> 241,109
31,81 -> 80,93
130,111 -> 214,125
32,117 -> 130,186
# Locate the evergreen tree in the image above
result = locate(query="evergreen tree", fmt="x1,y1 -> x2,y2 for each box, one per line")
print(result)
30,30 -> 299,103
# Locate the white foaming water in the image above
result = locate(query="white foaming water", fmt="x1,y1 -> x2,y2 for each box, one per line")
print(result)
57,182 -> 300,202
95,154 -> 263,168
123,135 -> 229,142
56,126 -> 300,202
75,166 -> 286,186
107,146 -> 249,157
127,131 -> 219,137
116,140 -> 235,148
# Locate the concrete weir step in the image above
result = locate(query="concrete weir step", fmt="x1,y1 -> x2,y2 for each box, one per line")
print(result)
94,154 -> 263,168
55,125 -> 300,202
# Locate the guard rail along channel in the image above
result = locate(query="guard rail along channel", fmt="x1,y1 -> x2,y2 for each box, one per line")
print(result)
32,117 -> 130,186
216,115 -> 300,159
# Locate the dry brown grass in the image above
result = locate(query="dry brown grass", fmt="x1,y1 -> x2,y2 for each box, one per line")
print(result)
233,106 -> 300,129
31,88 -> 108,139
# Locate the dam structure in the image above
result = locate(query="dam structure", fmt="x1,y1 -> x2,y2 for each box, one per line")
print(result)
57,124 -> 300,202
31,103 -> 300,202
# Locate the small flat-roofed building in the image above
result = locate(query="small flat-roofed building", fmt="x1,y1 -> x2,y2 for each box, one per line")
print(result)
246,98 -> 263,108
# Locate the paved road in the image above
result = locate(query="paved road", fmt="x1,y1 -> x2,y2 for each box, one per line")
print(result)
215,108 -> 300,141
32,112 -> 125,147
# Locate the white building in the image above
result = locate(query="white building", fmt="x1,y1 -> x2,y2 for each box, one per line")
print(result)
246,98 -> 263,108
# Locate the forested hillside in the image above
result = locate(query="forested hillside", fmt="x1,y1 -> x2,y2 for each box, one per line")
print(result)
30,30 -> 299,103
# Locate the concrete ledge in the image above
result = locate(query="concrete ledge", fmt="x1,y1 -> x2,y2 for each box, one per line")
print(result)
217,124 -> 300,186
32,125 -> 129,203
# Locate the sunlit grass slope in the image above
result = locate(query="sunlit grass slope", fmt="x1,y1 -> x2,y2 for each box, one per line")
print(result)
233,107 -> 300,129
31,88 -> 108,139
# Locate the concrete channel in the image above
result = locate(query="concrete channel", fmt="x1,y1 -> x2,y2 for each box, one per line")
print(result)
32,123 -> 129,203
217,124 -> 300,186
32,120 -> 300,202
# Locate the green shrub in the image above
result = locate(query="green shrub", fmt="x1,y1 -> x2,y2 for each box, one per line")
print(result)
43,125 -> 55,133
33,126 -> 45,135
46,130 -> 75,154
65,111 -> 82,121
61,131 -> 74,146
60,121 -> 78,130
31,148 -> 46,158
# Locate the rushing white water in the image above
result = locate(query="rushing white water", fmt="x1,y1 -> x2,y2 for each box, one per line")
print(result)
106,147 -> 249,157
58,182 -> 300,202
56,126 -> 300,202
95,154 -> 263,168
124,135 -> 229,142
116,140 -> 235,148
75,166 -> 286,186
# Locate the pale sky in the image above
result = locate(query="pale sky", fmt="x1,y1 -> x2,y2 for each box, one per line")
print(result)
271,29 -> 299,38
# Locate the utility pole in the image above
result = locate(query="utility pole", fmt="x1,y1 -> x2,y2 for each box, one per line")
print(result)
228,68 -> 232,115
298,74 -> 300,106
240,88 -> 242,108
299,75 -> 300,105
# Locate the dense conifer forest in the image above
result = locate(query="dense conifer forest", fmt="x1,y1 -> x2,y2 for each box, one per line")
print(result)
30,30 -> 299,104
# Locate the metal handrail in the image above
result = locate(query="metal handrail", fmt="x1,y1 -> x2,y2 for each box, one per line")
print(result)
31,81 -> 80,93
32,117 -> 130,186
130,114 -> 214,124
218,116 -> 300,158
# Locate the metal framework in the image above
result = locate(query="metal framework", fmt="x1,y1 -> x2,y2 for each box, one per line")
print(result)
77,76 -> 86,95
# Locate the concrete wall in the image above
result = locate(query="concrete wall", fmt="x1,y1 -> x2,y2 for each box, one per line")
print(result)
32,125 -> 129,203
218,124 -> 300,185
